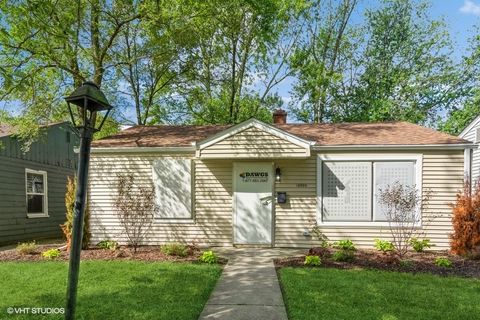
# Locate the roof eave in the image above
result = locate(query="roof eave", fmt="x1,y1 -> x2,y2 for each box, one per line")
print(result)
312,143 -> 474,151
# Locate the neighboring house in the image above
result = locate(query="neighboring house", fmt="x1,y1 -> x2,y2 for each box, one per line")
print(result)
88,111 -> 472,250
0,122 -> 79,245
459,117 -> 480,183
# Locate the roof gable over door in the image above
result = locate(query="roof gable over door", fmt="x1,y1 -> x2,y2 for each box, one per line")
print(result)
196,119 -> 313,159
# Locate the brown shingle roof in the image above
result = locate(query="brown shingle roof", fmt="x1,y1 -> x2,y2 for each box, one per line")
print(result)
91,121 -> 470,148
0,124 -> 14,138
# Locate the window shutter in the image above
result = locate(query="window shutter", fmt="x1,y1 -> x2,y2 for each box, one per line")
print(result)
152,159 -> 192,219
373,162 -> 415,221
322,162 -> 372,221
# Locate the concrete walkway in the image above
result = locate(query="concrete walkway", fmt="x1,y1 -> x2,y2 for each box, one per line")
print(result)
199,248 -> 305,320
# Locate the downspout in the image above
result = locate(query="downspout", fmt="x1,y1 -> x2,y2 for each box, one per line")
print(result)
464,147 -> 473,192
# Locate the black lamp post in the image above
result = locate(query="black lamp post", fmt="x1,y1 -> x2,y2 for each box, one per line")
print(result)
64,81 -> 112,320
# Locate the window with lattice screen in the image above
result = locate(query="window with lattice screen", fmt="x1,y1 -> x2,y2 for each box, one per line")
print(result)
319,160 -> 417,223
373,162 -> 415,221
322,162 -> 372,221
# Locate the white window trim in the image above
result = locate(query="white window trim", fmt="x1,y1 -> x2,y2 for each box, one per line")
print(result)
25,168 -> 49,218
316,153 -> 423,227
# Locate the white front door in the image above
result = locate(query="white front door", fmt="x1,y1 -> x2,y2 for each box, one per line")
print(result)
233,162 -> 273,244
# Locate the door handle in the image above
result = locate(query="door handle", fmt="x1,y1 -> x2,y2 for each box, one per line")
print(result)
260,196 -> 272,206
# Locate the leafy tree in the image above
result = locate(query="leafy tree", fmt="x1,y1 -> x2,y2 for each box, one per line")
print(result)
113,0 -> 198,125
439,28 -> 480,135
289,0 -> 463,126
289,0 -> 359,123
175,0 -> 305,124
345,0 -> 460,125
0,0 -> 140,139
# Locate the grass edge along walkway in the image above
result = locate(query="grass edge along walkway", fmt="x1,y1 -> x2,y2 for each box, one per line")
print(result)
0,260 -> 222,320
279,267 -> 480,320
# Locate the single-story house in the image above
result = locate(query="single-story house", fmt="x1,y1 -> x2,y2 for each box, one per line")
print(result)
0,122 -> 79,245
88,111 -> 473,249
459,116 -> 480,184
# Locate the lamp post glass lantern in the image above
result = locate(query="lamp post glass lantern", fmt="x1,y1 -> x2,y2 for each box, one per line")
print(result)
64,81 -> 112,320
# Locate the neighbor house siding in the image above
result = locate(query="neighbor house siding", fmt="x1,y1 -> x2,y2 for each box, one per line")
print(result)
199,127 -> 308,158
273,150 -> 463,250
0,123 -> 77,168
460,126 -> 479,182
88,153 -> 234,246
0,155 -> 73,244
0,123 -> 78,245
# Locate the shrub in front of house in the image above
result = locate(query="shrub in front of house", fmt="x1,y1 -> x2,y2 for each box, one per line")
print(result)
199,250 -> 217,264
332,239 -> 356,262
334,239 -> 356,251
16,241 -> 37,255
450,180 -> 480,257
161,243 -> 188,257
332,250 -> 355,262
97,240 -> 118,251
374,239 -> 395,253
41,249 -> 61,260
304,255 -> 321,266
409,238 -> 432,252
435,257 -> 453,268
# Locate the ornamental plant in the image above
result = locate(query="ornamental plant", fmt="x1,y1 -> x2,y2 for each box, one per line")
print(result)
409,238 -> 432,252
16,241 -> 37,255
304,255 -> 321,266
97,240 -> 118,251
374,239 -> 395,253
332,250 -> 355,262
434,257 -> 453,268
332,239 -> 356,262
199,250 -> 217,264
334,239 -> 356,251
161,243 -> 188,257
450,179 -> 480,257
61,176 -> 90,250
41,249 -> 61,260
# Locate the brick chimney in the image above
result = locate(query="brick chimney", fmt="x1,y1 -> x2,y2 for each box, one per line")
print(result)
273,109 -> 287,124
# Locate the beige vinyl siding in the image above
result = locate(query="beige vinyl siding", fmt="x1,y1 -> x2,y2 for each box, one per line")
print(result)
88,153 -> 233,246
274,150 -> 463,250
199,127 -> 308,158
90,149 -> 463,250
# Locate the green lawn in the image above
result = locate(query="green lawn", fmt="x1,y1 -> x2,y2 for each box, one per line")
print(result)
0,261 -> 222,320
279,267 -> 480,320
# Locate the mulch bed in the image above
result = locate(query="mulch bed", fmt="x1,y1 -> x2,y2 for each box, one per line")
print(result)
274,248 -> 480,278
0,244 -> 227,264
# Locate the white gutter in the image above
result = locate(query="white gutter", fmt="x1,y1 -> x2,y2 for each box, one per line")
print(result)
88,146 -> 196,154
82,143 -> 474,154
312,143 -> 475,151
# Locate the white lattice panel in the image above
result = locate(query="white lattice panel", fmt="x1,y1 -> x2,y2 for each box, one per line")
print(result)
322,162 -> 372,221
152,158 -> 192,218
374,161 -> 415,221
